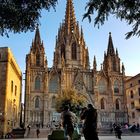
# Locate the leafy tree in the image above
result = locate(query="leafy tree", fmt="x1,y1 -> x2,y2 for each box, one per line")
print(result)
0,0 -> 57,36
84,0 -> 140,39
1,0 -> 139,39
55,88 -> 86,115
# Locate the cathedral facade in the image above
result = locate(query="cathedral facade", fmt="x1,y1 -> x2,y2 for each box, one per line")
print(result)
25,0 -> 128,128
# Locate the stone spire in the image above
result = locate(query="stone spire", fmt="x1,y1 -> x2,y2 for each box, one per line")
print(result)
34,24 -> 41,45
85,47 -> 90,69
93,55 -> 97,72
122,62 -> 125,75
30,25 -> 44,54
103,32 -> 121,73
107,32 -> 115,56
116,48 -> 118,56
54,0 -> 88,69
64,0 -> 77,34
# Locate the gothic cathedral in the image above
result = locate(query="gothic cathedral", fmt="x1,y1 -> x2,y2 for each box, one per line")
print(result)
25,0 -> 127,128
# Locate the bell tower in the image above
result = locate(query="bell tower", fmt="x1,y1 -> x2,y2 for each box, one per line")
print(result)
25,26 -> 48,126
103,32 -> 120,73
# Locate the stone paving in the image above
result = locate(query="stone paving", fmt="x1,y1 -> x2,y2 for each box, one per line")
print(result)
4,127 -> 139,140
4,136 -> 140,140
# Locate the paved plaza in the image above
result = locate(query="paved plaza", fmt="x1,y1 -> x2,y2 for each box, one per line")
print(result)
4,136 -> 140,140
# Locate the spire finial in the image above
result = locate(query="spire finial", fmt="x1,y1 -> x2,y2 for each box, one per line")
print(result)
93,55 -> 97,71
34,24 -> 41,45
122,62 -> 125,75
107,32 -> 115,56
64,0 -> 76,34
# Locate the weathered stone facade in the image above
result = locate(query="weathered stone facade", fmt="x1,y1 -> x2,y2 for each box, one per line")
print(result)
125,74 -> 140,125
25,0 -> 127,128
0,47 -> 22,135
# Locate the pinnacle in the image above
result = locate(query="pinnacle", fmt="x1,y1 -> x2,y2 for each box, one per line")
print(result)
64,0 -> 77,34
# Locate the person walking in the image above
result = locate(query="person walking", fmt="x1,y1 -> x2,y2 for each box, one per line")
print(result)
81,104 -> 99,140
36,128 -> 40,138
115,124 -> 122,139
27,124 -> 31,132
61,105 -> 77,140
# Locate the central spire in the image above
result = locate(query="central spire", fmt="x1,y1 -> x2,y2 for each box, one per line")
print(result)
107,32 -> 115,56
64,0 -> 77,34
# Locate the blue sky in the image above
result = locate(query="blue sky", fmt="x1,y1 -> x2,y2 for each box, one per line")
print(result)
0,0 -> 140,77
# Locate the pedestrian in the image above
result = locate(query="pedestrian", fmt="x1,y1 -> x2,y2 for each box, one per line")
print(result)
113,123 -> 118,138
136,123 -> 139,132
115,124 -> 122,139
61,105 -> 77,140
27,124 -> 31,132
36,128 -> 40,138
81,104 -> 99,140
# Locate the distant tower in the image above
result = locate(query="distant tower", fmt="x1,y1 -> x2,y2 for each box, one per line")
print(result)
103,32 -> 120,73
24,26 -> 49,126
97,32 -> 127,128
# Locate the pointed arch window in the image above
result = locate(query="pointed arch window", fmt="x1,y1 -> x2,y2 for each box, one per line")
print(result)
61,44 -> 65,59
131,101 -> 135,109
113,59 -> 116,71
116,99 -> 120,110
35,97 -> 40,108
130,90 -> 134,98
35,76 -> 40,90
114,80 -> 119,94
49,75 -> 59,92
101,98 -> 105,109
36,54 -> 40,66
52,96 -> 56,108
98,79 -> 107,94
71,42 -> 77,60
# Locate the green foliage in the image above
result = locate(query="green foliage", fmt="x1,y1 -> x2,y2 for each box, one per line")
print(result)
0,0 -> 57,37
55,88 -> 86,114
84,0 -> 140,39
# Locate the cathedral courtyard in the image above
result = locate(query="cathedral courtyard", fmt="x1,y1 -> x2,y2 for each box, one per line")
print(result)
0,0 -> 140,138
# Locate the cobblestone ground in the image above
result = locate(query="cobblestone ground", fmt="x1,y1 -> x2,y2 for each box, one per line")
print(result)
4,136 -> 140,140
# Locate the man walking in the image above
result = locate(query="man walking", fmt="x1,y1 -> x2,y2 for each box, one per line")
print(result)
81,104 -> 99,140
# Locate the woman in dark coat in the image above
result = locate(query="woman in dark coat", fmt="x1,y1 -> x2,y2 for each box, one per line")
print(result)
81,104 -> 99,140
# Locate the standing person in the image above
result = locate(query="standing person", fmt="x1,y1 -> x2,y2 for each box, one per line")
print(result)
27,124 -> 31,132
36,128 -> 40,138
81,104 -> 99,140
61,105 -> 77,140
136,123 -> 139,132
115,124 -> 122,139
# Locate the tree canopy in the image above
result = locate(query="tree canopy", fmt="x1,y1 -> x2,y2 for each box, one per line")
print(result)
84,0 -> 140,39
55,88 -> 86,114
0,0 -> 57,36
0,0 -> 139,39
